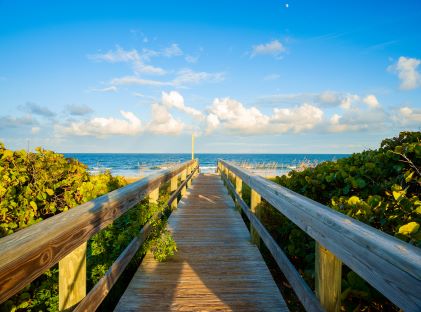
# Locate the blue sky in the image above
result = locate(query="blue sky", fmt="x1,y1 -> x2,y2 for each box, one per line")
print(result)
0,0 -> 420,153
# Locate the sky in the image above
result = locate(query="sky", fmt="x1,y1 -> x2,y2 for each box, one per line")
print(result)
0,0 -> 420,153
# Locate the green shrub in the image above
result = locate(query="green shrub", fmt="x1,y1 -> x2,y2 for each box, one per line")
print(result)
268,131 -> 420,310
0,144 -> 176,312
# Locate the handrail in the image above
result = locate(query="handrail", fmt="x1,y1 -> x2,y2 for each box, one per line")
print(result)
218,159 -> 421,312
0,159 -> 197,306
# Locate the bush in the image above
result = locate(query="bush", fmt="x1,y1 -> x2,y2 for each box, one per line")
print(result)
0,144 -> 175,311
268,131 -> 420,310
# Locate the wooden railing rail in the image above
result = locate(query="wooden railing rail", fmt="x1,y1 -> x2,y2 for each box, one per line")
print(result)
0,159 -> 199,310
218,159 -> 421,312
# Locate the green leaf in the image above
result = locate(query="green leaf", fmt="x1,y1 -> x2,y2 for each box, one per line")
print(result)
404,170 -> 414,183
348,196 -> 360,205
46,188 -> 54,196
398,222 -> 420,236
30,201 -> 37,211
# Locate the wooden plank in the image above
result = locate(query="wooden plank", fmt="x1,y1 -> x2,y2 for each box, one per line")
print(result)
181,169 -> 187,196
235,176 -> 242,196
59,242 -> 87,311
115,174 -> 288,312
250,189 -> 261,246
148,186 -> 159,204
315,242 -> 342,312
170,175 -> 178,209
222,173 -> 323,312
187,165 -> 192,187
0,160 -> 195,304
218,160 -> 421,311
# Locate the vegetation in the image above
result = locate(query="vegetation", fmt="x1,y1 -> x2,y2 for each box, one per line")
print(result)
262,131 -> 420,311
0,143 -> 176,312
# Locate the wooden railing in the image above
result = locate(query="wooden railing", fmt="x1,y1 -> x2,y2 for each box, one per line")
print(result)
218,159 -> 421,312
0,159 -> 199,311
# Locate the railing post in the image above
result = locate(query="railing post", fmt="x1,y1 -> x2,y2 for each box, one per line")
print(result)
181,168 -> 187,196
250,189 -> 261,246
315,242 -> 342,312
59,242 -> 87,311
170,175 -> 178,209
187,165 -> 192,187
148,186 -> 159,204
235,176 -> 242,196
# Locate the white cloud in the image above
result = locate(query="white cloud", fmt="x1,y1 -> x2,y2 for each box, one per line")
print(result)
172,69 -> 225,86
147,103 -> 184,135
327,107 -> 388,133
318,91 -> 339,104
363,95 -> 380,109
340,94 -> 360,110
389,56 -> 421,90
161,91 -> 204,120
89,46 -> 166,75
31,127 -> 40,134
110,69 -> 225,88
251,40 -> 286,58
205,98 -> 322,135
111,76 -> 171,87
398,106 -> 421,124
90,86 -> 118,93
22,102 -> 56,117
57,111 -> 142,137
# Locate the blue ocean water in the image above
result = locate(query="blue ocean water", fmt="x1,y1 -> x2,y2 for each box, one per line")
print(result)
64,153 -> 350,177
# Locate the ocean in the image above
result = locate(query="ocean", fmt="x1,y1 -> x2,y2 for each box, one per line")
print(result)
64,153 -> 350,178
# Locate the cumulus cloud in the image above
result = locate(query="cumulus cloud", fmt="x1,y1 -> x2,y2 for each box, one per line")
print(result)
67,104 -> 93,116
397,106 -> 421,125
251,40 -> 286,58
57,111 -> 142,136
161,91 -> 204,120
205,98 -> 323,135
147,103 -> 184,135
363,95 -> 380,109
327,107 -> 388,133
389,56 -> 421,90
340,94 -> 360,110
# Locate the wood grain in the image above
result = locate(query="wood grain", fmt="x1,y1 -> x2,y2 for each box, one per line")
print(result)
115,174 -> 288,312
59,242 -> 87,311
221,172 -> 323,312
0,160 -> 195,304
315,242 -> 342,312
218,160 -> 421,311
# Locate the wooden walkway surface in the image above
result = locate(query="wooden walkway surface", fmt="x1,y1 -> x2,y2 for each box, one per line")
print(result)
115,173 -> 288,312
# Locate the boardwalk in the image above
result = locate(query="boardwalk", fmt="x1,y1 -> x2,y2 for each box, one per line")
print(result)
115,173 -> 288,312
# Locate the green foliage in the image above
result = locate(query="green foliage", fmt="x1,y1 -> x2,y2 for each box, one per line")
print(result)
269,131 -> 420,310
0,144 -> 177,312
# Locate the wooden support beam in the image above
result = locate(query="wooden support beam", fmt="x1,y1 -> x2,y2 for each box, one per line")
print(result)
148,186 -> 159,204
315,242 -> 342,312
250,189 -> 261,246
59,242 -> 87,311
181,169 -> 187,196
235,176 -> 242,196
187,165 -> 192,187
170,175 -> 178,209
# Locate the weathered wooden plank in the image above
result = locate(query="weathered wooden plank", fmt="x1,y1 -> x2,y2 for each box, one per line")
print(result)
315,242 -> 342,312
59,242 -> 87,311
148,186 -> 159,204
115,174 -> 288,311
0,160 -> 195,304
181,169 -> 187,196
219,160 -> 421,311
170,175 -> 178,209
235,176 -> 242,196
221,173 -> 323,312
250,189 -> 261,246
